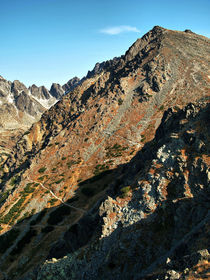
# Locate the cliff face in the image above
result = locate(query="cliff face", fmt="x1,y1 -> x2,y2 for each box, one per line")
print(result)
0,26 -> 209,280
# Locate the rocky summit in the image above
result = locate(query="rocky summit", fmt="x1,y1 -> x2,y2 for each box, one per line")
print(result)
0,26 -> 209,280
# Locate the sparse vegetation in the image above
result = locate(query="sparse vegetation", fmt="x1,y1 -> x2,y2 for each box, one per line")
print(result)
67,160 -> 78,169
0,197 -> 26,224
54,178 -> 64,184
20,183 -> 35,195
48,198 -> 58,205
94,164 -> 109,176
118,98 -> 123,105
38,167 -> 46,173
38,176 -> 45,181
120,186 -> 131,198
23,131 -> 30,136
0,190 -> 10,204
141,134 -> 146,142
106,144 -> 128,158
10,176 -> 20,186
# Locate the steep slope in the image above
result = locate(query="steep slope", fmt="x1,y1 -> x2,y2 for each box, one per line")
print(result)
0,26 -> 209,279
37,101 -> 210,280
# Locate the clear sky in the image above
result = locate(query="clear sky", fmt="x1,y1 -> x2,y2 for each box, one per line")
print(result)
0,0 -> 209,89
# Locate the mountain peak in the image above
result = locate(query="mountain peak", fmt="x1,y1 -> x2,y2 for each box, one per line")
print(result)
0,26 -> 209,280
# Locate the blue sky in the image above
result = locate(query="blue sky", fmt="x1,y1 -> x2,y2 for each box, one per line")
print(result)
0,0 -> 209,88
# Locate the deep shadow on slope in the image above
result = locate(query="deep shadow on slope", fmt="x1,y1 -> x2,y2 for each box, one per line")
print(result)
47,102 -> 210,261
0,165 -> 124,279
0,102 -> 209,279
35,187 -> 209,280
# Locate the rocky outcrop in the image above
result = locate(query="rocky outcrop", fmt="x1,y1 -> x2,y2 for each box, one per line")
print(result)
29,85 -> 51,100
62,77 -> 80,93
49,83 -> 65,99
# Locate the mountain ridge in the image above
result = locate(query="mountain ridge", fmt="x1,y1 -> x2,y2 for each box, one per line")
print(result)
0,26 -> 209,279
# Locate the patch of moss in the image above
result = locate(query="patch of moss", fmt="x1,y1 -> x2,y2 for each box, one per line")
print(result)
120,186 -> 131,198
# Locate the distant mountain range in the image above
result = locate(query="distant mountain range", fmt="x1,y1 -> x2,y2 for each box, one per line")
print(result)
0,75 -> 81,163
0,75 -> 82,129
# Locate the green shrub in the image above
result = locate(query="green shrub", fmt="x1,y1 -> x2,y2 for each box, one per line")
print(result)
0,190 -> 10,204
105,144 -> 128,158
67,160 -> 78,169
38,167 -> 46,173
0,197 -> 26,224
21,183 -> 35,195
23,131 -> 30,136
93,164 -> 110,176
54,178 -> 64,184
48,198 -> 58,205
118,98 -> 123,105
10,176 -> 20,186
120,186 -> 131,198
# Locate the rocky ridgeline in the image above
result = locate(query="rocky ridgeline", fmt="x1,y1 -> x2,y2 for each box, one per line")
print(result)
0,26 -> 209,279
